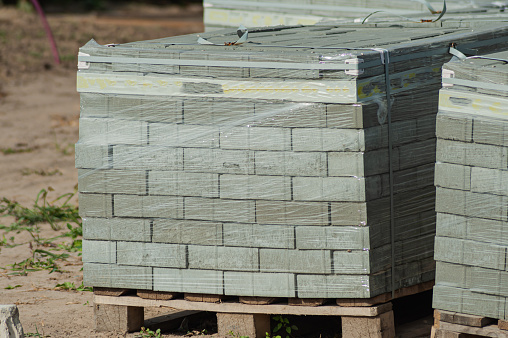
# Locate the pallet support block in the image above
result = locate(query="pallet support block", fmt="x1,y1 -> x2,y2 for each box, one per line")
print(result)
341,310 -> 395,338
94,304 -> 144,333
217,313 -> 271,338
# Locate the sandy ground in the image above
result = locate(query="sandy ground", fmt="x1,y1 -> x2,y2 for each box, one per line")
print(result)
0,4 -> 433,337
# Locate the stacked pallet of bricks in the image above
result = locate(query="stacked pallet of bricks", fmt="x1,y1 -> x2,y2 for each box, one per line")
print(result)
203,0 -> 498,30
358,7 -> 508,28
76,23 -> 508,300
433,50 -> 508,320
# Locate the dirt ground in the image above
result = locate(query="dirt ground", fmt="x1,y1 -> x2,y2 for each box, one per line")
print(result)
0,4 -> 433,337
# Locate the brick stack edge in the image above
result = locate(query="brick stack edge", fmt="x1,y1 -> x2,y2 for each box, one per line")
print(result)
76,23 -> 508,299
433,50 -> 508,319
202,0 -> 505,30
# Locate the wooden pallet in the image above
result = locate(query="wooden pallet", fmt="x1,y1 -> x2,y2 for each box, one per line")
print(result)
92,281 -> 433,337
432,310 -> 508,338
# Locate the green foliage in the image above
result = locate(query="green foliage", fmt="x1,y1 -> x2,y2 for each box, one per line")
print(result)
55,281 -> 92,292
8,248 -> 69,275
0,187 -> 80,230
228,330 -> 249,338
21,168 -> 62,176
4,284 -> 22,289
267,316 -> 298,338
137,327 -> 162,338
0,146 -> 35,155
0,188 -> 83,276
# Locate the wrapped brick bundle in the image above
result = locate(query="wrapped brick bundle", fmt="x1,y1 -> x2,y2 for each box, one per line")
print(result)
434,49 -> 508,319
203,0 -> 505,30
76,23 -> 508,299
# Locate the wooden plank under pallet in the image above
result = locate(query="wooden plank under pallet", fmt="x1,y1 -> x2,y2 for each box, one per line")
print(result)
94,294 -> 392,317
93,294 -> 395,337
433,310 -> 508,338
185,293 -> 231,303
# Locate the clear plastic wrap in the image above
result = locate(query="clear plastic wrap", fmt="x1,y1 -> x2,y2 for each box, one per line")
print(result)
202,0 -> 506,30
76,23 -> 508,299
433,51 -> 508,319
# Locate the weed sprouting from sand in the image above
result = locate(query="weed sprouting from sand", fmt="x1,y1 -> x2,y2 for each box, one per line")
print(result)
0,187 -> 80,230
0,187 -> 82,276
55,281 -> 92,292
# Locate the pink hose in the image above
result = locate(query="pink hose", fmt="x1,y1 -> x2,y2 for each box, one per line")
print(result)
30,0 -> 60,65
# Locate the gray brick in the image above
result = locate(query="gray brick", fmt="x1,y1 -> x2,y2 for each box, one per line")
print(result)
471,167 -> 508,196
434,236 -> 506,270
114,195 -> 183,218
330,202 -> 368,226
113,145 -> 183,170
416,114 -> 437,141
333,246 -> 391,274
83,217 -> 151,242
117,242 -> 186,268
149,123 -> 219,148
297,273 -> 383,298
82,94 -> 183,122
434,236 -> 466,265
328,149 -> 390,177
79,193 -> 113,218
224,271 -> 295,297
326,104 -> 364,129
255,151 -> 327,176
152,219 -> 223,245
79,118 -> 148,145
467,217 -> 508,246
293,176 -> 380,202
220,127 -> 291,151
78,169 -> 146,195
256,200 -> 328,226
470,266 -> 507,297
473,115 -> 508,147
185,197 -> 255,223
82,240 -> 116,264
75,143 -> 110,169
83,263 -> 152,289
436,213 -> 467,239
253,102 -> 326,128
184,148 -> 255,174
188,246 -> 258,271
392,163 -> 434,193
436,110 -> 473,142
435,261 -> 469,289
434,162 -> 471,190
436,187 -> 508,222
110,95 -> 182,123
153,268 -> 223,294
183,99 -> 254,126
432,284 -> 466,314
397,139 -> 436,170
223,223 -> 294,249
149,171 -> 219,198
296,226 -> 369,250
462,290 -> 505,320
292,128 -> 364,152
220,174 -> 291,201
80,93 -> 109,118
260,249 -> 331,274
436,139 -> 508,170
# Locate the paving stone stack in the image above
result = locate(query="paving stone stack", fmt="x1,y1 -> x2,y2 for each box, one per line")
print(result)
77,24 -> 508,299
433,50 -> 508,319
203,0 -> 498,30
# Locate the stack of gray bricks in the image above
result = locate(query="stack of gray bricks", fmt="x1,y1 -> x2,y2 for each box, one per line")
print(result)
433,50 -> 508,319
77,24 -> 508,299
203,0 -> 496,30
